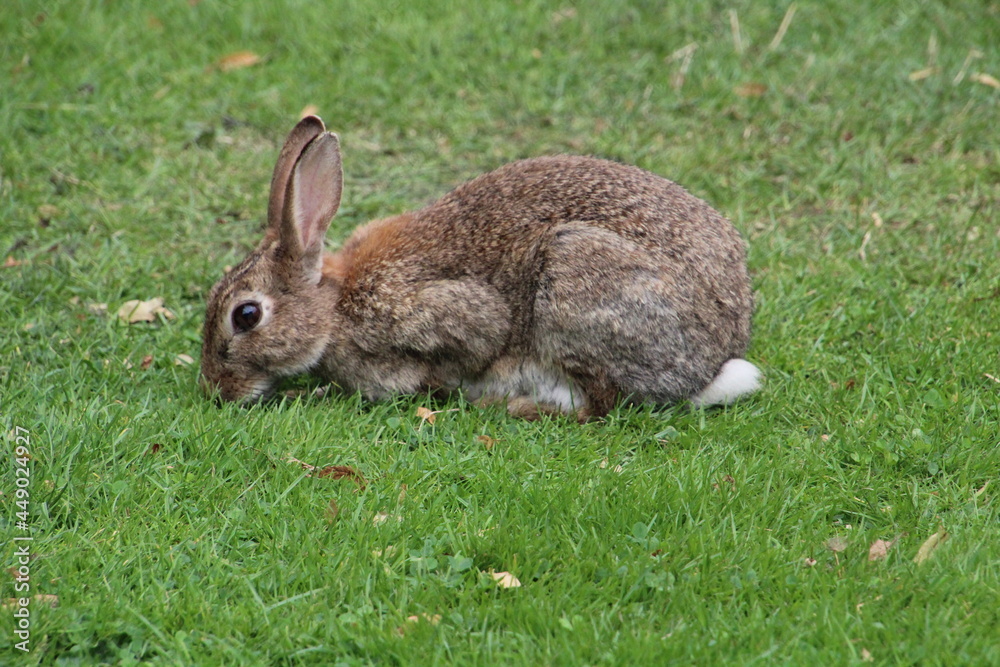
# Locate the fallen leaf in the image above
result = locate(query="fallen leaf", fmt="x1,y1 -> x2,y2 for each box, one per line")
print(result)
117,298 -> 175,324
216,50 -> 262,72
914,527 -> 948,565
286,456 -> 367,490
174,354 -> 195,366
3,256 -> 23,268
146,443 -> 163,455
416,406 -> 437,424
490,571 -> 522,588
325,498 -> 339,523
477,435 -> 496,450
824,536 -> 848,553
415,407 -> 458,425
804,557 -> 817,567
316,465 -> 367,490
908,67 -> 938,81
970,72 -> 1000,89
868,538 -> 896,561
734,82 -> 767,98
372,512 -> 391,526
861,648 -> 874,662
299,104 -> 319,118
140,355 -> 154,370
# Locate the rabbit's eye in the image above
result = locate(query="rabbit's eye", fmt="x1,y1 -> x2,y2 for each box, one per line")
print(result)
232,301 -> 262,333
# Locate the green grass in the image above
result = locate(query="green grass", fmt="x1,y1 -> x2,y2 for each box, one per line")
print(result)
2,0 -> 999,664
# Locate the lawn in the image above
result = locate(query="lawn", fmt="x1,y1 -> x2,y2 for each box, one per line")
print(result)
2,0 -> 999,664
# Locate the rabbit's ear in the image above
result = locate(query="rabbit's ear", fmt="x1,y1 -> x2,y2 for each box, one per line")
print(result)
267,115 -> 327,232
280,131 -> 343,283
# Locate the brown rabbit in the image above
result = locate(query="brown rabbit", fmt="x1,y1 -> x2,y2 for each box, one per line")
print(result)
201,116 -> 761,420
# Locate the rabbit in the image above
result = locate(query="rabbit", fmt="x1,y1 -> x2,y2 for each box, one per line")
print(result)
200,115 -> 761,420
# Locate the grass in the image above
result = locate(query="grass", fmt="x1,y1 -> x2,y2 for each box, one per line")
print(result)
2,0 -> 999,664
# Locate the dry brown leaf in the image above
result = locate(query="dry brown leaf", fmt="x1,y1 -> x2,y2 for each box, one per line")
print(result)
415,407 -> 458,425
300,104 -> 319,118
174,353 -> 195,366
216,51 -> 262,72
734,82 -> 767,98
287,456 -> 366,490
117,298 -> 175,324
477,435 -> 496,450
868,538 -> 896,561
416,406 -> 437,424
490,571 -> 522,588
316,465 -> 367,490
824,536 -> 848,553
970,72 -> 1000,89
914,527 -> 948,565
908,67 -> 938,81
140,355 -> 154,370
3,256 -> 23,268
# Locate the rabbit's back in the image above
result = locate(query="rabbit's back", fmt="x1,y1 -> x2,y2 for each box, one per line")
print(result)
333,156 -> 753,415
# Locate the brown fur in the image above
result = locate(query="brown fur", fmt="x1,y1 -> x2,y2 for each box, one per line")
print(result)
200,116 -> 757,418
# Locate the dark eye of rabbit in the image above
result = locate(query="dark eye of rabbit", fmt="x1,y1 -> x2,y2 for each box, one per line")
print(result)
232,301 -> 262,333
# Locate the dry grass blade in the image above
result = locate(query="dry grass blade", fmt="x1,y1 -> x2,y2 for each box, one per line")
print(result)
908,67 -> 938,82
970,73 -> 1000,89
768,3 -> 797,51
729,10 -> 743,54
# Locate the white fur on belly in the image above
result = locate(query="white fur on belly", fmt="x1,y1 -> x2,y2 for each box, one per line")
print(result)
460,361 -> 584,412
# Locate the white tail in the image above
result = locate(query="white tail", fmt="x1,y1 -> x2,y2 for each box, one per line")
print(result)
691,359 -> 762,407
